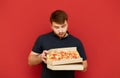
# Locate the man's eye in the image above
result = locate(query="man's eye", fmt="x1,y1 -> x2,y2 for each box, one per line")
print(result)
61,25 -> 66,28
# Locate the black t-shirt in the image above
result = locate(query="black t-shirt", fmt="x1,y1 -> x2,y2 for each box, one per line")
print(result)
32,32 -> 87,78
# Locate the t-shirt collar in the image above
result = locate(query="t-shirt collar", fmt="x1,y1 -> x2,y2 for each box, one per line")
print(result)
51,31 -> 69,39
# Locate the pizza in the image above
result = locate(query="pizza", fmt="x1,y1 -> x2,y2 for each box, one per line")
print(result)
47,47 -> 83,65
47,51 -> 80,61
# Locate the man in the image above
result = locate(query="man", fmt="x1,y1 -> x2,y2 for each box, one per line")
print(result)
28,10 -> 88,78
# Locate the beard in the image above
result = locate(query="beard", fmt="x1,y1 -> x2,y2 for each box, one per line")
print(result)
58,32 -> 67,38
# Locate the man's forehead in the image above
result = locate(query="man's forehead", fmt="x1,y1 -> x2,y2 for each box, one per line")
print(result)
52,21 -> 67,27
53,23 -> 66,27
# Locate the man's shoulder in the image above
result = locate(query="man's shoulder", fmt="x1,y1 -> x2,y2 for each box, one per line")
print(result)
69,34 -> 83,45
40,32 -> 52,37
36,32 -> 52,40
69,34 -> 80,41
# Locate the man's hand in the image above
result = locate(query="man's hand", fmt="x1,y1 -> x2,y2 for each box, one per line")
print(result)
41,50 -> 49,64
82,60 -> 88,72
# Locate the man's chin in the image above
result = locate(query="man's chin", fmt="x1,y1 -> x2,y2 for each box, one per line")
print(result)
58,34 -> 65,38
59,35 -> 64,38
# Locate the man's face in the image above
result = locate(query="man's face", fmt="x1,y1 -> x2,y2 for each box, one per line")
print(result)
51,20 -> 68,38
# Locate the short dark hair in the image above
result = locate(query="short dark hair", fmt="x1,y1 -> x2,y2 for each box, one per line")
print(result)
50,10 -> 68,24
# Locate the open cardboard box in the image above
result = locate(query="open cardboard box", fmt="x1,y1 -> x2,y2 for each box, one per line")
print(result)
47,64 -> 84,70
47,47 -> 84,70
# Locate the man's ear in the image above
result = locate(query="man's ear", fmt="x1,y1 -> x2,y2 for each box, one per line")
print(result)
51,25 -> 53,30
50,23 -> 53,29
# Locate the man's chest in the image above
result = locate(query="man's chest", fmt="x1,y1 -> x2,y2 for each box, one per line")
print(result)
41,38 -> 77,50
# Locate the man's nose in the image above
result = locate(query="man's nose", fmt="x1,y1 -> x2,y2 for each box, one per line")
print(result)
59,28 -> 63,32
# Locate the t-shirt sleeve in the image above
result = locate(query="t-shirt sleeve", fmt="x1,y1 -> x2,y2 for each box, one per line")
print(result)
32,36 -> 43,54
77,40 -> 87,60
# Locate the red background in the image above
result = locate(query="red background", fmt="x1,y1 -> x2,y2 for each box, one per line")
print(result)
0,0 -> 120,78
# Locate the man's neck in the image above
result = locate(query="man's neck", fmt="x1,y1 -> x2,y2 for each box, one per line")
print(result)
59,33 -> 68,39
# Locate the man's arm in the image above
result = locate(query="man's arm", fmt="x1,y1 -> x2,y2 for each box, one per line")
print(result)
28,50 -> 48,66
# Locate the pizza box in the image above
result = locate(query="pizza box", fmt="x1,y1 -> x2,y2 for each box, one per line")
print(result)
47,58 -> 83,65
47,47 -> 83,65
47,64 -> 84,70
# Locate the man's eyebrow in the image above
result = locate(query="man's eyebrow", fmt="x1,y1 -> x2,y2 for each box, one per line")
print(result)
53,23 -> 66,27
62,24 -> 66,26
53,25 -> 59,27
